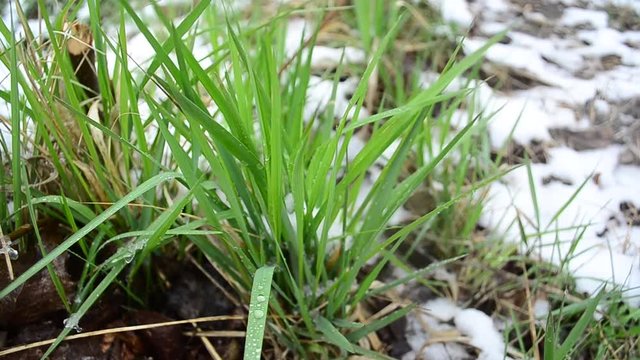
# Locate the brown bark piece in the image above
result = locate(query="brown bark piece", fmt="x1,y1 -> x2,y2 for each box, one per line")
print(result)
66,22 -> 100,99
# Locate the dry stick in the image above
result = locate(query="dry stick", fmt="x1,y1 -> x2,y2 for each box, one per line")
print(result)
4,219 -> 39,241
190,321 -> 224,360
521,262 -> 541,360
202,341 -> 224,360
0,315 -> 245,357
184,330 -> 246,337
354,303 -> 383,351
365,38 -> 380,113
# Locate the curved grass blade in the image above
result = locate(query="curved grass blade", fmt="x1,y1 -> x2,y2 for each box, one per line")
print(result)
42,181 -> 197,357
41,261 -> 125,359
0,172 -> 182,299
346,304 -> 415,342
366,255 -> 467,297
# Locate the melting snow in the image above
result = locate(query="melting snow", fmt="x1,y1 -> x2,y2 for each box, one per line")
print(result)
403,298 -> 509,360
455,0 -> 640,307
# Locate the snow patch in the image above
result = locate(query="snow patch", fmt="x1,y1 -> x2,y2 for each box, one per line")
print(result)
403,298 -> 509,360
428,0 -> 474,30
561,8 -> 609,29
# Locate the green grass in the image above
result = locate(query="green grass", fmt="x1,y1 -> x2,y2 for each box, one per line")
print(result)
2,1 -> 637,359
244,265 -> 275,360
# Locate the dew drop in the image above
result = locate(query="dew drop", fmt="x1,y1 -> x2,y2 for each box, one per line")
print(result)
253,310 -> 264,319
0,238 -> 18,260
256,295 -> 266,303
63,314 -> 83,332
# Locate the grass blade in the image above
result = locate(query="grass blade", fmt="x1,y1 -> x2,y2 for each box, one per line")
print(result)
315,316 -> 355,353
0,172 -> 182,299
244,265 -> 275,360
346,304 -> 416,342
556,291 -> 604,359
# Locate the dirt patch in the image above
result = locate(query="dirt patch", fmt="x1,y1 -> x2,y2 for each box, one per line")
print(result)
491,140 -> 549,165
0,223 -> 241,359
620,201 -> 640,226
549,127 -> 615,151
548,94 -> 640,165
606,4 -> 640,31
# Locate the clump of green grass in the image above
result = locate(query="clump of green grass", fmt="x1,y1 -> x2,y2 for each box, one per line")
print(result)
0,0 -> 504,358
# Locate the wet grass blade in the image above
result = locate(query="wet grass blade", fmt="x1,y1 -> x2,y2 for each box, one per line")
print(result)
21,168 -> 71,312
43,184 -> 199,357
41,262 -> 125,359
244,266 -> 275,360
0,172 -> 182,299
525,157 -> 541,234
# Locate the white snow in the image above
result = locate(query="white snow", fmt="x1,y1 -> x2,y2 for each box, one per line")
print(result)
304,76 -> 368,123
577,28 -> 640,66
465,38 -> 571,87
452,0 -> 640,308
403,298 -> 509,360
286,18 -> 366,69
429,0 -> 475,30
481,146 -> 640,306
561,8 -> 609,29
533,298 -> 551,320
455,309 -> 507,360
596,0 -> 640,14
412,0 -> 640,314
426,297 -> 460,321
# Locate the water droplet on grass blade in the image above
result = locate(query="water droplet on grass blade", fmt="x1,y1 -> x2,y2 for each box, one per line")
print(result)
244,266 -> 274,360
63,313 -> 83,332
0,236 -> 18,260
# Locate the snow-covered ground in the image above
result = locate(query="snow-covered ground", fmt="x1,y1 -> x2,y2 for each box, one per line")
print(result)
404,0 -> 640,358
462,0 -> 640,304
282,1 -> 640,357
405,298 -> 508,360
